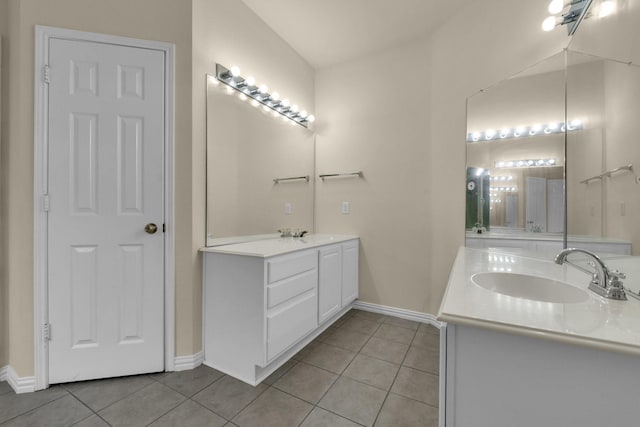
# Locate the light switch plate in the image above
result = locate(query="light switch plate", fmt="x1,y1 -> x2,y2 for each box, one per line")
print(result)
342,201 -> 350,214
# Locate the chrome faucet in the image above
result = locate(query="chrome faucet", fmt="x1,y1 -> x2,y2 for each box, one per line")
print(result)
554,248 -> 627,300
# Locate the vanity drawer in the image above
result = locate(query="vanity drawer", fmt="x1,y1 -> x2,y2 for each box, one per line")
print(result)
267,269 -> 317,309
266,291 -> 317,362
267,250 -> 317,283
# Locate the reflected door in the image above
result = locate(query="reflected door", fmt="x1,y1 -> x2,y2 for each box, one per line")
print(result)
505,195 -> 519,228
48,38 -> 165,383
547,179 -> 565,233
526,177 -> 547,232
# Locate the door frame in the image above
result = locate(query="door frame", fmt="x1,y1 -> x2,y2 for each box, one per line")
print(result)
34,25 -> 176,390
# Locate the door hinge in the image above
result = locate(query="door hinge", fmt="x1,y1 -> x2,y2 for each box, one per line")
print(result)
43,323 -> 51,341
163,223 -> 166,233
43,65 -> 50,84
42,194 -> 50,212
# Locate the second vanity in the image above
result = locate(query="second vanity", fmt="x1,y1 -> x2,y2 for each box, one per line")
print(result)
438,248 -> 640,427
201,234 -> 359,385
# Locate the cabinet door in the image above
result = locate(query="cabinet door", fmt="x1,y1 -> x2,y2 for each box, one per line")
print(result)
342,241 -> 359,306
318,244 -> 342,324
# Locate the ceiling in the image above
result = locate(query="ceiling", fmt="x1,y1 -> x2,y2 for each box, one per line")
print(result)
241,0 -> 469,69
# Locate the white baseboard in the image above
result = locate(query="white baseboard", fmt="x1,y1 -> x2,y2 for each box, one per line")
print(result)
0,365 -> 36,394
173,351 -> 204,371
352,301 -> 443,329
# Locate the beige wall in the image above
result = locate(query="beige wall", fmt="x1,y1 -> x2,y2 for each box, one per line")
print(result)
1,0 -> 193,377
315,39 -> 434,313
0,0 -> 8,369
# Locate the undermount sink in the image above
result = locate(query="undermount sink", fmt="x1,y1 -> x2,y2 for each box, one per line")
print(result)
472,272 -> 589,304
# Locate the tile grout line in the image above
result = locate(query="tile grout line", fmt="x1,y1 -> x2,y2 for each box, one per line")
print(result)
295,317 -> 379,427
187,394 -> 232,423
85,377 -> 160,417
370,324 -> 419,427
0,391 -> 72,426
296,315 -> 387,427
62,388 -> 114,426
226,380 -> 271,424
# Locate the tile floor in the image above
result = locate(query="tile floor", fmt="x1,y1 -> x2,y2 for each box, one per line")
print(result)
0,309 -> 440,427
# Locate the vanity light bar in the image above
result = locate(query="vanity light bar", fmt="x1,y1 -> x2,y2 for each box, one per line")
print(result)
467,120 -> 583,142
490,186 -> 518,192
490,176 -> 514,182
215,64 -> 315,128
495,159 -> 558,168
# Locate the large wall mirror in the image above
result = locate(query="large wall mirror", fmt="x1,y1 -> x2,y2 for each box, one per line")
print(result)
465,52 -> 567,250
465,0 -> 640,255
206,75 -> 315,246
566,51 -> 640,256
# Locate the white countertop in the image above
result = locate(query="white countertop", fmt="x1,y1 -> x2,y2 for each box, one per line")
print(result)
438,247 -> 640,356
200,234 -> 359,258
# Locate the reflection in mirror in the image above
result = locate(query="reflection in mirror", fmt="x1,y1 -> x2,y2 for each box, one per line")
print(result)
465,52 -> 566,246
566,51 -> 640,255
206,75 -> 315,246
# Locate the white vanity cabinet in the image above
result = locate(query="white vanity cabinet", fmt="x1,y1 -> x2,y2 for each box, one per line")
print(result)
318,244 -> 343,323
202,235 -> 358,385
341,240 -> 359,305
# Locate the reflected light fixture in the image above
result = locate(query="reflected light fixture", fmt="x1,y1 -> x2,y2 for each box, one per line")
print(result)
216,64 -> 315,127
495,159 -> 558,168
467,120 -> 583,142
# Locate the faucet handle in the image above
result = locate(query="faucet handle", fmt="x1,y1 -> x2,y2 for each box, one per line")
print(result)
608,269 -> 626,289
610,269 -> 626,279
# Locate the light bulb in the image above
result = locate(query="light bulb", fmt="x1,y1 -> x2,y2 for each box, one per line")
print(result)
548,0 -> 564,14
472,132 -> 481,141
517,161 -> 525,167
506,161 -> 514,167
271,92 -> 280,102
485,129 -> 496,139
259,84 -> 268,94
527,160 -> 534,166
497,162 -> 506,168
599,0 -> 615,18
530,124 -> 542,135
307,115 -> 315,123
230,66 -> 240,77
542,16 -> 557,32
500,128 -> 510,138
291,104 -> 299,113
245,76 -> 255,86
570,119 -> 582,127
548,159 -> 556,165
300,110 -> 308,118
282,99 -> 290,108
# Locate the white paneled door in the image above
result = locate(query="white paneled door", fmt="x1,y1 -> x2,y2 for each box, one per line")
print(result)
47,38 -> 165,383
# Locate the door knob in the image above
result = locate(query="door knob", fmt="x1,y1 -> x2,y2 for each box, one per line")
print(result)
144,223 -> 158,234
